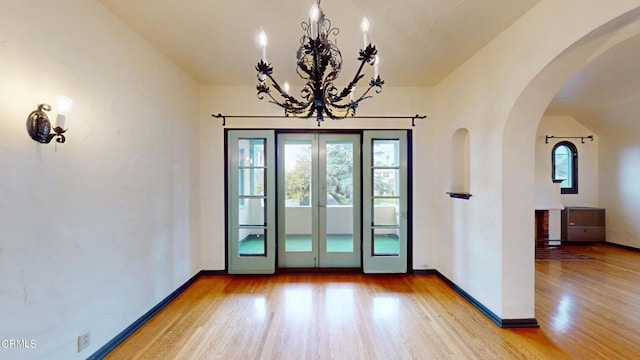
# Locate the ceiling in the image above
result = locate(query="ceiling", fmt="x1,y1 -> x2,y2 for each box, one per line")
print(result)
98,0 -> 539,86
545,32 -> 640,134
98,0 -> 640,135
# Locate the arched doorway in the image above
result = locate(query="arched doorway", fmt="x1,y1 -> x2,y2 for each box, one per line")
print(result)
502,6 -> 640,320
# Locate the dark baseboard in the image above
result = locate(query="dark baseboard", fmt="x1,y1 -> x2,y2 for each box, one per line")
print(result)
88,270 -> 208,359
412,269 -> 438,275
414,269 -> 539,329
605,242 -> 640,252
500,318 -> 540,328
199,270 -> 228,276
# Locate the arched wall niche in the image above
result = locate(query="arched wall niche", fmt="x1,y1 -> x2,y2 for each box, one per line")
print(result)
451,128 -> 470,195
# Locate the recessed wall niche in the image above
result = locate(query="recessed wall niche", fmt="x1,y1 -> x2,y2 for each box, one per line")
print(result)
449,128 -> 471,199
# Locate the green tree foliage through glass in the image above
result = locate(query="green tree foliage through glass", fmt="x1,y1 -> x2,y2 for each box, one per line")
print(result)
326,142 -> 353,205
285,139 -> 399,207
286,149 -> 312,204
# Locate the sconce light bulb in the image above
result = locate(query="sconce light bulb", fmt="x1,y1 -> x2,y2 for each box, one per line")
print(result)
361,17 -> 370,33
55,95 -> 73,115
284,81 -> 290,94
258,30 -> 268,48
310,4 -> 320,22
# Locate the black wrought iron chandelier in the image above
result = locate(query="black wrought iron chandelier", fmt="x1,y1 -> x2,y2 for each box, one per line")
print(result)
255,0 -> 384,126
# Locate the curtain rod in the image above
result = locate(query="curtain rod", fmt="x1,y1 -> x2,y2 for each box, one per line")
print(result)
545,135 -> 593,144
212,113 -> 427,127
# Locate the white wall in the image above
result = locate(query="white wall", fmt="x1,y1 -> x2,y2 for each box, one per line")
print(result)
599,133 -> 640,248
0,0 -> 200,359
536,116 -> 599,207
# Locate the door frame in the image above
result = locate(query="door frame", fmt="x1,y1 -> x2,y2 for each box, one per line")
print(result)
224,128 -> 413,273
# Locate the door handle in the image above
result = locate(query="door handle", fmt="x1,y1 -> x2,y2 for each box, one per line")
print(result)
318,204 -> 325,208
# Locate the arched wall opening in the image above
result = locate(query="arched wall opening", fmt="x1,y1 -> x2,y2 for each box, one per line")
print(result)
502,7 -> 640,319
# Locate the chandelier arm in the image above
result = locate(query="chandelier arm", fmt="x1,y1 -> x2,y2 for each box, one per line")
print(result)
267,99 -> 315,118
357,84 -> 376,100
262,82 -> 315,118
324,104 -> 355,119
258,82 -> 311,116
333,53 -> 370,102
266,74 -> 310,109
346,81 -> 380,108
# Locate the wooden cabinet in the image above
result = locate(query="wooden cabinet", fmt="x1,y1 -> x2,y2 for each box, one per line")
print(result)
561,207 -> 606,242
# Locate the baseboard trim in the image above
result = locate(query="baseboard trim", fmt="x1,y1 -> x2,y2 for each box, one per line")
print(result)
89,270 -> 208,359
500,318 -> 540,328
199,270 -> 228,276
413,269 -> 539,329
605,242 -> 640,252
411,269 -> 438,275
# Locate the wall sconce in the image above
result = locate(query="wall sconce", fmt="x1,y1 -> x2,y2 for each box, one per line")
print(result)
26,95 -> 72,144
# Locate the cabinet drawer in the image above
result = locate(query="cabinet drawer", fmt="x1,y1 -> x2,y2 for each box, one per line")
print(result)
567,227 -> 605,242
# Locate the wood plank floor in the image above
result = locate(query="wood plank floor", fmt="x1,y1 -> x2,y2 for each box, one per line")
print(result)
105,244 -> 640,359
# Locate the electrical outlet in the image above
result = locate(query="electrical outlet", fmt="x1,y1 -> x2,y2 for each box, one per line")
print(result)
77,332 -> 90,353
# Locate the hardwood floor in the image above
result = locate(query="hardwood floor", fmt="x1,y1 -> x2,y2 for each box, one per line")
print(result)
105,244 -> 640,359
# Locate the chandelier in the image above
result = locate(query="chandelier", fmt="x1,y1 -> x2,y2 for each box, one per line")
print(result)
255,0 -> 384,126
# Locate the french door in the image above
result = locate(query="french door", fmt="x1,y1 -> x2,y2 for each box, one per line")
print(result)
226,130 -> 408,274
362,131 -> 408,273
277,133 -> 361,268
227,130 -> 276,274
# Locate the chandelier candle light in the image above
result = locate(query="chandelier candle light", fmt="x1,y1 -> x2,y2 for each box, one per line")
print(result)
255,0 -> 384,126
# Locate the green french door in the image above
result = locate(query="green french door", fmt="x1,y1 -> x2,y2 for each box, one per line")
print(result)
277,133 -> 361,268
227,130 -> 408,274
227,130 -> 276,274
362,131 -> 408,273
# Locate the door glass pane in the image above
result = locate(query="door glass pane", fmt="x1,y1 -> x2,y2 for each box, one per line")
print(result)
373,198 -> 399,226
326,141 -> 354,205
326,140 -> 354,253
285,234 -> 312,252
239,229 -> 265,256
285,142 -> 312,206
253,169 -> 265,195
373,140 -> 400,167
373,228 -> 400,256
285,141 -> 313,252
238,198 -> 265,226
239,139 -> 265,167
373,169 -> 400,196
239,169 -> 264,196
